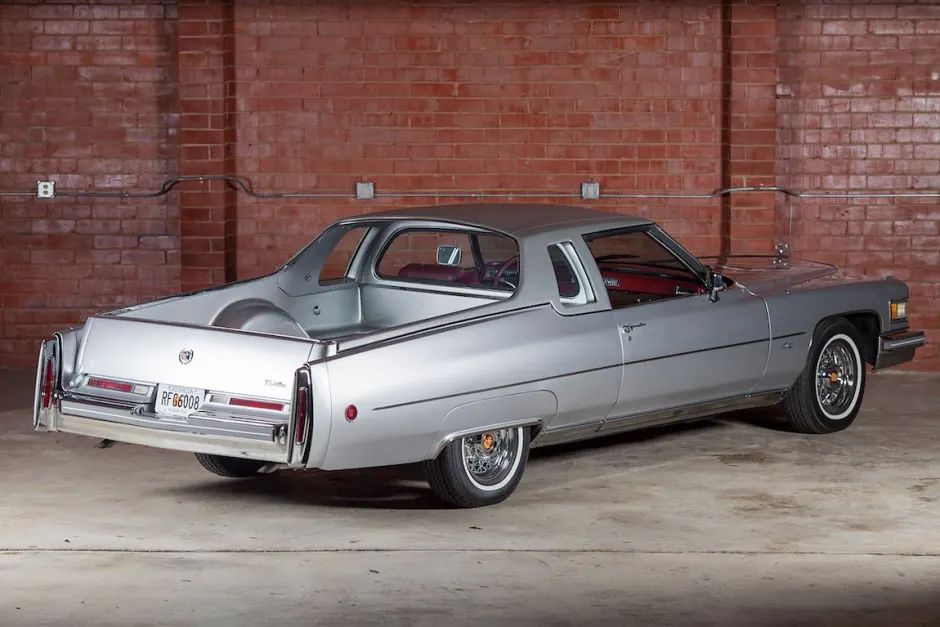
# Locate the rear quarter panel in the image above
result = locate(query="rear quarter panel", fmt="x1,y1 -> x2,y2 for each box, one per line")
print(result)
316,304 -> 621,470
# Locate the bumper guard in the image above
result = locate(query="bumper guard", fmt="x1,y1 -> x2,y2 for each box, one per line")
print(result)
875,329 -> 926,370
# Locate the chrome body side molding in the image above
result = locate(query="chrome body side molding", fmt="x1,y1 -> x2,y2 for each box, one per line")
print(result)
534,390 -> 787,448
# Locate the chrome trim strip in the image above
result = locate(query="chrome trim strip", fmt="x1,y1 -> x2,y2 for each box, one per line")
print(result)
431,418 -> 544,458
33,338 -> 61,431
882,333 -> 925,351
33,340 -> 50,430
535,390 -> 787,448
336,302 -> 549,357
61,399 -> 287,443
372,361 -> 623,411
602,390 -> 786,427
63,391 -> 138,410
622,337 -> 770,367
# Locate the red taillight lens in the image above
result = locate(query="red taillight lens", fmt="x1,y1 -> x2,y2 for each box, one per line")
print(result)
345,404 -> 358,422
41,358 -> 55,409
229,397 -> 284,411
294,387 -> 308,443
87,377 -> 134,393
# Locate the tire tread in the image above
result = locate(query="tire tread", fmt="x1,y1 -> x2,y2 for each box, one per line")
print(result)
194,453 -> 265,478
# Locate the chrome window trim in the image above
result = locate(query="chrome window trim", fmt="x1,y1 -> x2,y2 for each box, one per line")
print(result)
368,222 -> 522,298
646,226 -> 710,287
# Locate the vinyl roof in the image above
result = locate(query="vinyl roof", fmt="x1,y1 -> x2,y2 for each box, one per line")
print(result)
343,203 -> 651,236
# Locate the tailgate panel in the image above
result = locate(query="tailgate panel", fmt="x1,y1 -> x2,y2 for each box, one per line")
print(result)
77,316 -> 316,401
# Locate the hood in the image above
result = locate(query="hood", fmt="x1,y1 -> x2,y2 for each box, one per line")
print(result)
700,256 -> 838,294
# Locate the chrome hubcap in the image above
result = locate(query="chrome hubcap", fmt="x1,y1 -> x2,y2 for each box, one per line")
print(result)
462,428 -> 517,486
815,339 -> 858,417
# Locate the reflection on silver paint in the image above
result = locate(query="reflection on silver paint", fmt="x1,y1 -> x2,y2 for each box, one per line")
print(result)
33,204 -> 925,471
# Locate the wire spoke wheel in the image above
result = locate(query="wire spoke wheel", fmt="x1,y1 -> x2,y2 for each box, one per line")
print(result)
782,319 -> 867,434
424,426 -> 531,508
461,428 -> 518,487
814,337 -> 859,419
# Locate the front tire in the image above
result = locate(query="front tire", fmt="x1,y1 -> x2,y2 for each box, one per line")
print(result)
781,317 -> 867,434
424,426 -> 530,508
194,453 -> 266,478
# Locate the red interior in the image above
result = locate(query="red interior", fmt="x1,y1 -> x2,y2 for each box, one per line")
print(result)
397,263 -> 466,283
396,261 -> 705,298
397,263 -> 485,286
599,266 -> 704,296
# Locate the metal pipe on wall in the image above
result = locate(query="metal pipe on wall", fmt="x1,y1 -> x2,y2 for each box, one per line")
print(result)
2,175 -> 939,200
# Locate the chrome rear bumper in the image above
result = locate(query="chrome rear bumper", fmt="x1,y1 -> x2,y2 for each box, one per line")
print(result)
875,329 -> 926,370
40,395 -> 293,464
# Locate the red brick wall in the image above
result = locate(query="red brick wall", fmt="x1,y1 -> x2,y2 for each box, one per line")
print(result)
0,0 -> 937,370
226,1 -> 729,278
778,1 -> 940,369
0,1 -> 180,367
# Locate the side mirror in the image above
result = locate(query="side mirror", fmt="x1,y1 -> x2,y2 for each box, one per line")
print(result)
436,245 -> 462,266
708,271 -> 724,303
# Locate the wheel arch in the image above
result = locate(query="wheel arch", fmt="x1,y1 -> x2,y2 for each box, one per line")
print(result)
429,390 -> 557,459
812,310 -> 880,367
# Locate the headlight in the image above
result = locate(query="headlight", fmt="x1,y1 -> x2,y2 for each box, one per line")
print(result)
890,299 -> 908,321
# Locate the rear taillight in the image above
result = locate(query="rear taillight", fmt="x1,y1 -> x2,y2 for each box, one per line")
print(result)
87,377 -> 134,393
294,387 -> 308,443
291,367 -> 312,454
41,357 -> 55,410
229,397 -> 284,412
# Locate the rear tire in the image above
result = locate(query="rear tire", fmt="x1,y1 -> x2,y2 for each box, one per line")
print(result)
781,317 -> 866,434
194,453 -> 266,478
424,426 -> 530,508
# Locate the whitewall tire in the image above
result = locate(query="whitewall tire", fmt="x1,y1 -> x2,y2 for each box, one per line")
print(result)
424,426 -> 530,507
782,318 -> 867,434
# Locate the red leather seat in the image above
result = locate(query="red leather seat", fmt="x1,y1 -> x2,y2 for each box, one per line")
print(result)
397,264 -> 466,283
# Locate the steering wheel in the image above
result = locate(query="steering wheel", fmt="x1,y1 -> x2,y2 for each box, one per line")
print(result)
492,255 -> 519,290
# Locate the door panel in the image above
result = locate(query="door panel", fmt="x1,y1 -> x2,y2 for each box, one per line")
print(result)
605,287 -> 770,423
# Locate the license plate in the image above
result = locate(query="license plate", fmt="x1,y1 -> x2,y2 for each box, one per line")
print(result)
155,384 -> 206,419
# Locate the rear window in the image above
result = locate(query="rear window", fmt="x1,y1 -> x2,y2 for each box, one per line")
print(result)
376,228 -> 519,292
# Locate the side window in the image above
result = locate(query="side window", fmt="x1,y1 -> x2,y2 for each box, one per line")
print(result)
377,230 -> 474,277
319,226 -> 368,284
548,242 -> 594,306
376,228 -> 519,292
584,229 -> 705,309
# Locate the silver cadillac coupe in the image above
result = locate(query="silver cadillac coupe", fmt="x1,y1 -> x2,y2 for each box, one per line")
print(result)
34,204 -> 925,507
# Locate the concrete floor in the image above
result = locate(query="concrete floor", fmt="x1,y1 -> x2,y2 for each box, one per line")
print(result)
1,369 -> 938,626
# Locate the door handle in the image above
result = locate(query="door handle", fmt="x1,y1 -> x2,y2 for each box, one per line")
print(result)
621,323 -> 646,333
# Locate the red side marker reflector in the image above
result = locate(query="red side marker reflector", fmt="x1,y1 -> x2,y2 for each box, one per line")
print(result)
294,387 -> 308,443
41,359 -> 54,409
229,397 -> 284,411
87,377 -> 134,393
345,404 -> 358,422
